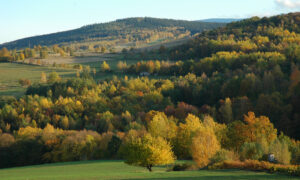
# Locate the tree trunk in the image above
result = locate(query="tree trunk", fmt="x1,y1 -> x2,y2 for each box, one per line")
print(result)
146,165 -> 152,172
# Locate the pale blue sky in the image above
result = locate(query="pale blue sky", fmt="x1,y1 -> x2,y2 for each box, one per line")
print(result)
0,0 -> 299,44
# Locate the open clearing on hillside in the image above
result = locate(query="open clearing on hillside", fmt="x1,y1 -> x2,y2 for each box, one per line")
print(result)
0,63 -> 76,97
30,53 -> 120,65
0,160 -> 297,180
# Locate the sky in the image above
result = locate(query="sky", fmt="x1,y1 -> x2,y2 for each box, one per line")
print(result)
0,0 -> 299,44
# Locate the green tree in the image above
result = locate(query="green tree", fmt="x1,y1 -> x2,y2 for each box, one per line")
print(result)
48,72 -> 61,83
107,135 -> 122,158
218,98 -> 233,123
117,61 -> 127,72
269,139 -> 291,164
101,46 -> 106,53
40,51 -> 48,59
239,142 -> 264,161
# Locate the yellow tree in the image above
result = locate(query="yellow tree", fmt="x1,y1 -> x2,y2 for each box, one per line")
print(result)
148,112 -> 177,141
121,131 -> 175,172
60,116 -> 69,129
191,128 -> 220,168
243,112 -> 277,143
226,112 -> 277,151
0,47 -> 10,57
101,61 -> 110,72
203,115 -> 227,146
20,53 -> 25,60
173,114 -> 202,159
117,61 -> 127,72
101,46 -> 106,53
40,72 -> 47,83
0,133 -> 15,147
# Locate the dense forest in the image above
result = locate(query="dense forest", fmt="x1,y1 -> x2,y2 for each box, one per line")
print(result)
122,13 -> 300,139
165,12 -> 300,60
198,18 -> 242,23
0,13 -> 300,175
0,17 -> 224,50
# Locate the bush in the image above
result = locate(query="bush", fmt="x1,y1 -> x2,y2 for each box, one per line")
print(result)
171,163 -> 193,171
291,143 -> 300,165
239,142 -> 264,161
18,78 -> 32,87
209,160 -> 300,176
210,149 -> 238,164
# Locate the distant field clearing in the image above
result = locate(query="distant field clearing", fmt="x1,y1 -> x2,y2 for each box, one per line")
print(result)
24,54 -> 118,65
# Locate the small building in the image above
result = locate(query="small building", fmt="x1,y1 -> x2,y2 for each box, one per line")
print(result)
268,153 -> 275,163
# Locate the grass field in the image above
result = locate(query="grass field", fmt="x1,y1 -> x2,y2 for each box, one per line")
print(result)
0,56 -> 137,97
0,160 -> 297,180
0,63 -> 77,97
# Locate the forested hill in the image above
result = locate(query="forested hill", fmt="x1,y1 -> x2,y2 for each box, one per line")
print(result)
165,12 -> 300,60
128,12 -> 300,139
0,17 -> 225,49
198,18 -> 242,23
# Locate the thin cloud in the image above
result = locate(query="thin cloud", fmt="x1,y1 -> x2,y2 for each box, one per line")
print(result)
275,0 -> 300,9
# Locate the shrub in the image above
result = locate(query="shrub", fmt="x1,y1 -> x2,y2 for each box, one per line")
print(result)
0,133 -> 15,147
291,143 -> 300,165
210,149 -> 238,164
18,78 -> 32,87
239,142 -> 264,161
209,160 -> 300,176
171,163 -> 193,171
270,139 -> 291,165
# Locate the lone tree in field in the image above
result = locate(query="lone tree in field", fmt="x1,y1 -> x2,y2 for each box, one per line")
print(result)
100,61 -> 110,72
40,72 -> 47,83
121,131 -> 175,172
48,72 -> 61,83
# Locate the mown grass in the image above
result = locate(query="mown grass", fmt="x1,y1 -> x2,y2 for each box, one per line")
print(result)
0,160 -> 297,180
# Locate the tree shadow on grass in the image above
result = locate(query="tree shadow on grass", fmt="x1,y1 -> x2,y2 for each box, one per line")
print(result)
4,160 -> 123,170
131,175 -> 298,180
128,169 -> 299,180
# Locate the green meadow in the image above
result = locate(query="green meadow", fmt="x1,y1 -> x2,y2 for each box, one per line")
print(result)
0,160 -> 297,180
0,63 -> 77,97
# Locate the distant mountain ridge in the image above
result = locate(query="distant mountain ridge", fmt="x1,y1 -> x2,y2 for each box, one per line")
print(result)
0,17 -> 225,50
198,18 -> 243,23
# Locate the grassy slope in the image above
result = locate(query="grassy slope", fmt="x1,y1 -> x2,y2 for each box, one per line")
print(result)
0,160 -> 297,180
0,56 -> 140,97
0,63 -> 76,97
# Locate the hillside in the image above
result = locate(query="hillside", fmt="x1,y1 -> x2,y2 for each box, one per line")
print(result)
198,18 -> 242,23
165,12 -> 300,60
1,12 -> 300,173
0,17 -> 225,50
127,12 -> 300,139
